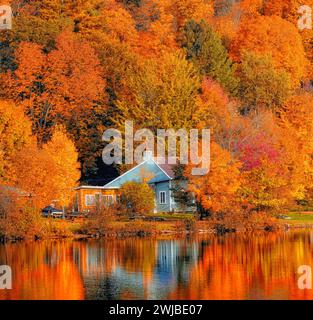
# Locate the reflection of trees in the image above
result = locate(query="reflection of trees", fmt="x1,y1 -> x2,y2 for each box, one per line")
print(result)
1,231 -> 313,300
0,241 -> 84,300
167,231 -> 313,300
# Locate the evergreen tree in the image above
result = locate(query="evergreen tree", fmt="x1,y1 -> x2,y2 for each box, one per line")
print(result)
171,164 -> 195,212
182,19 -> 238,96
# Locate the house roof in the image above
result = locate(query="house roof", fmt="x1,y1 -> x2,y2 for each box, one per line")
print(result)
75,185 -> 106,190
103,155 -> 177,189
76,155 -> 177,190
148,172 -> 171,184
157,162 -> 175,179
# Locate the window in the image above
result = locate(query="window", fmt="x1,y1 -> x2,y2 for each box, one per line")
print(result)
102,195 -> 114,207
85,195 -> 95,206
159,191 -> 166,204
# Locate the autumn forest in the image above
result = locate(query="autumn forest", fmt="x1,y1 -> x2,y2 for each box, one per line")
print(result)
0,0 -> 312,238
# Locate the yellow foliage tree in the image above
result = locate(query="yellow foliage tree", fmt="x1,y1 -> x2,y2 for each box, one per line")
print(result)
120,181 -> 155,216
0,101 -> 32,183
42,127 -> 81,207
278,93 -> 313,201
13,127 -> 80,208
114,51 -> 200,131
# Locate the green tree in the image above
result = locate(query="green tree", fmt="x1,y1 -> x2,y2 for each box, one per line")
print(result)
171,164 -> 195,212
114,51 -> 200,131
182,19 -> 238,95
238,52 -> 292,114
120,181 -> 155,216
13,15 -> 72,52
0,31 -> 16,73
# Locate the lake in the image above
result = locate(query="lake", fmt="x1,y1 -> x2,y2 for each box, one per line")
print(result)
1,230 -> 313,300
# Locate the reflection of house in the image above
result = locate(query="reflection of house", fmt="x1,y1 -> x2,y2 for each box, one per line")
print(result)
75,152 -> 195,213
76,239 -> 200,300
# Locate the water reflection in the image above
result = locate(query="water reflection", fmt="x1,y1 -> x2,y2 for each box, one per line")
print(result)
1,231 -> 313,300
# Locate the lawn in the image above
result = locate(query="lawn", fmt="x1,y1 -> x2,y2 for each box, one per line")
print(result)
282,212 -> 313,224
145,213 -> 196,220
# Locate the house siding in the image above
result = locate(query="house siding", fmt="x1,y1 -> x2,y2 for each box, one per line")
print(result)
76,188 -> 118,213
153,181 -> 172,213
76,181 -> 195,214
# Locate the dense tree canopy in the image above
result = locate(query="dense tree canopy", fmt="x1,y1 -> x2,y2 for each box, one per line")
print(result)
182,19 -> 238,95
0,0 -> 312,217
237,52 -> 292,113
0,100 -> 32,182
230,15 -> 308,87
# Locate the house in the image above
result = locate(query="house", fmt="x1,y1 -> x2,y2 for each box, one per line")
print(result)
75,151 -> 195,214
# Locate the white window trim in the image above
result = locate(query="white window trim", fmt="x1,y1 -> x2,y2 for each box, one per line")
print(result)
159,191 -> 167,204
85,194 -> 95,206
102,195 -> 114,206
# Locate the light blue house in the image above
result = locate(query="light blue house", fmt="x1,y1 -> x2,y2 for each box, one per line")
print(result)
103,152 -> 179,213
76,152 -> 194,213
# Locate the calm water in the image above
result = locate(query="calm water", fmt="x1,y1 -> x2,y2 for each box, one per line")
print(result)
1,230 -> 313,300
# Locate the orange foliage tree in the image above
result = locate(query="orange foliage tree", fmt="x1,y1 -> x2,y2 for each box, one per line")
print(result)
3,32 -> 105,137
263,0 -> 313,80
194,78 -> 242,149
1,31 -> 106,175
74,0 -> 138,46
160,0 -> 214,32
42,127 -> 81,207
186,142 -> 242,217
278,93 -> 313,202
230,15 -> 308,87
134,0 -> 177,58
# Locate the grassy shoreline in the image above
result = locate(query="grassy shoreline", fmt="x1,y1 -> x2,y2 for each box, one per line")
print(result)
2,212 -> 313,242
0,219 -> 211,242
277,212 -> 313,230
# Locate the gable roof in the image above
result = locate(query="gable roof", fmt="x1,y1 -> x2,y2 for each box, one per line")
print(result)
103,158 -> 175,189
157,163 -> 175,179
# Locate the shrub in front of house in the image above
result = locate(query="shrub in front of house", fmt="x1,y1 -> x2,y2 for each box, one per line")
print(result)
120,182 -> 155,217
